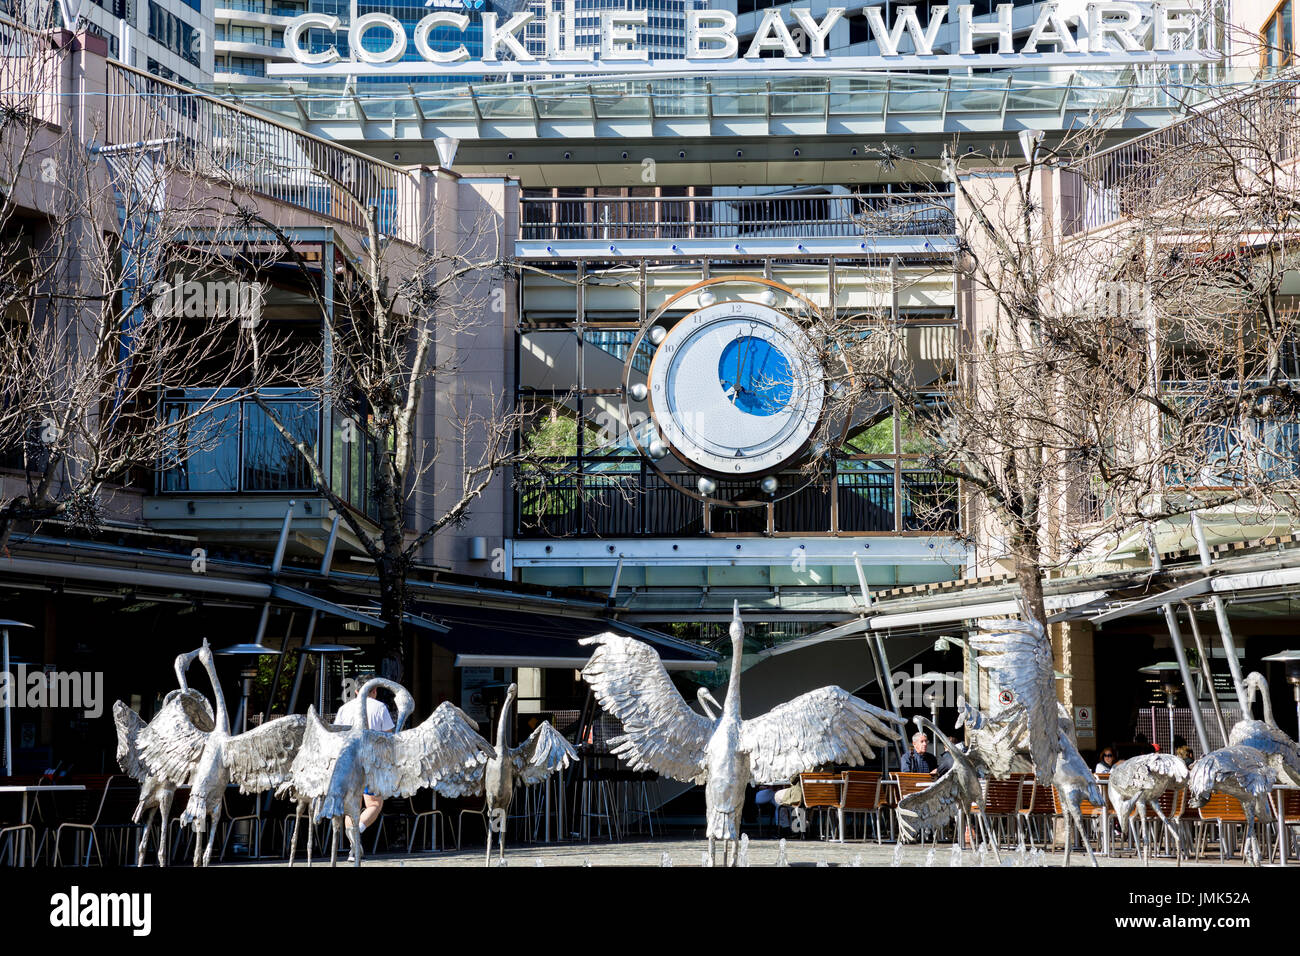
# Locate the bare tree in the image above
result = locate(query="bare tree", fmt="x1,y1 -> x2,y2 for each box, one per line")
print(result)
232,188 -> 553,682
845,76 -> 1300,637
0,30 -> 276,553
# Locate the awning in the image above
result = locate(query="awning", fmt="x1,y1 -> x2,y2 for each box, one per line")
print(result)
411,602 -> 717,671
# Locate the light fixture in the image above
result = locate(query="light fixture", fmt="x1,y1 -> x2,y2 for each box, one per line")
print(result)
434,135 -> 459,168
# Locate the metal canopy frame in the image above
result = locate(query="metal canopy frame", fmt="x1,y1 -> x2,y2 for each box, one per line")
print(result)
219,67 -> 1259,144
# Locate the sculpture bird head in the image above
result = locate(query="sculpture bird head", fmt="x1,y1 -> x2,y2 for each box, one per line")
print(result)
729,601 -> 744,647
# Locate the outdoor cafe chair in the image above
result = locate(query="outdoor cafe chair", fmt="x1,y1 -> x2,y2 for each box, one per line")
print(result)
798,771 -> 842,841
839,770 -> 888,842
52,775 -> 116,867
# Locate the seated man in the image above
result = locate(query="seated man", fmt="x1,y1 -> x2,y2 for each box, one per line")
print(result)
900,731 -> 938,774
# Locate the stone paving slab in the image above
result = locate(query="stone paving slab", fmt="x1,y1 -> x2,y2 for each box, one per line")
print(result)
231,835 -> 1254,868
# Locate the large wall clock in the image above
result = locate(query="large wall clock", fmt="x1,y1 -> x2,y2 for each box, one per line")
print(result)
647,300 -> 823,476
623,276 -> 848,506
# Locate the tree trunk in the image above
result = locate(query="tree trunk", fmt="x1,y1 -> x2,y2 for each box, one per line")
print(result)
1012,532 -> 1048,628
375,555 -> 408,684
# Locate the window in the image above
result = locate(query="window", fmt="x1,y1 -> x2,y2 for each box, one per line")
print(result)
1265,0 -> 1295,68
148,1 -> 203,67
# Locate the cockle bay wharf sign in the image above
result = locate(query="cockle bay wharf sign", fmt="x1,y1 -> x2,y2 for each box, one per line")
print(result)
271,2 -> 1222,76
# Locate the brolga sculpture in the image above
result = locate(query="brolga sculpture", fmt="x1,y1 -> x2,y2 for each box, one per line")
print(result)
896,715 -> 1002,864
1107,752 -> 1189,866
472,681 -> 577,866
282,677 -> 494,866
1228,672 -> 1300,785
959,696 -> 1103,867
138,639 -> 309,866
1187,745 -> 1278,866
113,645 -> 213,866
968,616 -> 1103,867
581,602 -> 906,867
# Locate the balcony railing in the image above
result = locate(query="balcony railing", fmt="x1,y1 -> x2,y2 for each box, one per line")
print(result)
516,458 -> 958,537
0,16 -> 63,127
101,61 -> 422,244
1071,81 -> 1300,233
159,390 -> 319,494
520,192 -> 955,243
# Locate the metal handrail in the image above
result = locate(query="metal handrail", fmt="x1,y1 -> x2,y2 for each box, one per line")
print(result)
521,192 -> 954,241
98,58 -> 423,244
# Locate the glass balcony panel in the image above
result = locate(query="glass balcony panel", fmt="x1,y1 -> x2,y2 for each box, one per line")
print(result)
160,401 -> 240,492
243,399 -> 318,491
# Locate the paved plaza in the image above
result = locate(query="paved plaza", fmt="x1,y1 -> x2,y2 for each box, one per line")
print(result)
232,835 -> 1258,868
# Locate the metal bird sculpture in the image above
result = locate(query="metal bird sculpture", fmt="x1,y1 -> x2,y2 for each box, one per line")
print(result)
112,645 -> 213,866
282,677 -> 494,866
1107,752 -> 1189,866
1187,745 -> 1277,866
896,715 -> 1002,863
959,695 -> 1103,867
1229,672 -> 1300,785
137,639 -> 310,866
473,681 -> 577,866
970,615 -> 1059,784
581,602 -> 906,866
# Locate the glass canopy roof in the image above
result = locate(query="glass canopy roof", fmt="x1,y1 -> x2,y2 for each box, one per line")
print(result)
213,65 -> 1267,142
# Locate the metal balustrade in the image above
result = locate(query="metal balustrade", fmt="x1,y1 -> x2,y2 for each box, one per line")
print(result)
0,16 -> 63,128
516,459 -> 958,536
520,192 -> 954,243
1072,81 -> 1300,233
100,61 -> 422,244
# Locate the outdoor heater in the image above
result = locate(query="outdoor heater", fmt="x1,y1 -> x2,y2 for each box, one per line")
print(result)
1261,649 -> 1300,736
0,619 -> 33,778
216,642 -> 281,734
1139,661 -> 1183,751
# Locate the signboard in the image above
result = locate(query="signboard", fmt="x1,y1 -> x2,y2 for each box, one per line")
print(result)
1075,705 -> 1094,729
460,666 -> 494,723
269,2 -> 1221,77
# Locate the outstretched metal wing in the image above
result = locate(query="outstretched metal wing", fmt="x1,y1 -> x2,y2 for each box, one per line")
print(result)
510,720 -> 578,786
366,702 -> 495,800
957,696 -> 1029,778
971,616 -> 1058,784
113,701 -> 149,783
133,689 -> 216,786
739,687 -> 906,785
896,767 -> 965,842
580,633 -> 713,785
279,707 -> 349,803
224,714 -> 309,794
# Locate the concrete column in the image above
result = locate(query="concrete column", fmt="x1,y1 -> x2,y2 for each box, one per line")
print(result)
1052,618 -> 1096,747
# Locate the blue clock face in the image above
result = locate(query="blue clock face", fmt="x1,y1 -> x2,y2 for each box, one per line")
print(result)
718,336 -> 793,416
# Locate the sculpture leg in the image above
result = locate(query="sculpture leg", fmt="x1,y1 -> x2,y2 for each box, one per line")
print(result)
350,821 -> 362,868
1137,803 -> 1149,867
289,803 -> 302,867
192,820 -> 204,868
485,814 -> 494,868
329,819 -> 339,868
980,813 -> 1001,866
305,808 -> 314,867
1150,799 -> 1179,866
1070,804 -> 1098,868
138,806 -> 156,868
158,791 -> 172,868
202,804 -> 221,868
499,812 -> 507,864
1063,812 -> 1072,868
707,835 -> 715,867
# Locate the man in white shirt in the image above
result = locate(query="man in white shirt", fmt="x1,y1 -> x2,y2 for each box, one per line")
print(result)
334,675 -> 395,857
